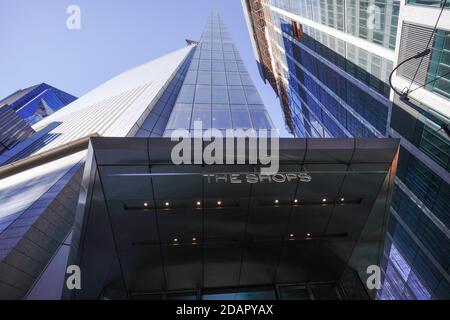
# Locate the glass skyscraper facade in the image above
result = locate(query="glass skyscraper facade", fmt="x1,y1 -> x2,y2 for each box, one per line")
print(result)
0,11 -> 277,300
242,0 -> 449,299
0,83 -> 77,126
0,9 -> 402,300
164,13 -> 274,136
259,0 -> 397,139
0,83 -> 76,158
0,104 -> 35,156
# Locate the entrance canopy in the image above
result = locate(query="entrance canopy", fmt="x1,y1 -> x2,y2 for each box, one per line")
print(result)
67,137 -> 399,299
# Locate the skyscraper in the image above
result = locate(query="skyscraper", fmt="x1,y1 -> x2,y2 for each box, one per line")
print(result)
242,0 -> 449,299
0,83 -> 77,126
0,83 -> 77,157
0,104 -> 35,156
380,0 -> 449,300
162,14 -> 275,136
0,11 -> 276,300
0,11 -> 399,300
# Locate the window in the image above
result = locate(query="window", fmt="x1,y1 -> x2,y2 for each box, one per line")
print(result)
250,110 -> 273,129
426,29 -> 450,100
237,62 -> 247,72
212,51 -> 223,60
225,62 -> 238,72
224,52 -> 235,60
212,108 -> 232,129
197,71 -> 211,85
212,86 -> 229,104
184,71 -> 197,85
189,59 -> 199,71
199,60 -> 211,71
292,21 -> 303,40
239,73 -> 253,86
166,107 -> 192,130
227,72 -> 241,85
212,72 -> 227,85
195,85 -> 211,104
191,104 -> 211,128
177,85 -> 195,103
201,43 -> 212,51
248,104 -> 265,110
232,110 -> 252,128
212,61 -> 225,72
407,0 -> 450,8
244,87 -> 263,104
200,50 -> 212,60
228,88 -> 247,104
212,43 -> 223,51
223,43 -> 234,52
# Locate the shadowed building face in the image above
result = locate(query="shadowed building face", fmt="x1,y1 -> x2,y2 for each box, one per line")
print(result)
68,137 -> 399,300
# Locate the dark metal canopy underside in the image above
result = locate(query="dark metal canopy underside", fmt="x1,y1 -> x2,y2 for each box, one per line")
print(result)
67,137 -> 399,299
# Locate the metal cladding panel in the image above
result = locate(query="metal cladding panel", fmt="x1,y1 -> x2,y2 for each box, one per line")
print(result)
0,152 -> 84,223
0,151 -> 85,299
30,46 -> 194,154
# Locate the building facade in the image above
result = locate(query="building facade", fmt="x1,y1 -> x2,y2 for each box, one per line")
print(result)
0,12 -> 275,300
0,83 -> 77,126
242,0 -> 449,299
0,83 -> 76,161
0,104 -> 35,156
0,11 -> 400,300
162,14 -> 275,137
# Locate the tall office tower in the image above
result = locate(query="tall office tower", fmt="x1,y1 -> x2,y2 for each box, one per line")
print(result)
380,0 -> 450,300
0,104 -> 35,155
0,11 -> 271,300
0,83 -> 77,126
242,0 -> 398,138
162,13 -> 275,136
242,0 -> 449,299
0,40 -> 198,301
0,84 -> 76,156
0,11 -> 400,300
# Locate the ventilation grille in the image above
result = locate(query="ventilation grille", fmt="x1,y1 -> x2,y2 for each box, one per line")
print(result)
397,23 -> 435,86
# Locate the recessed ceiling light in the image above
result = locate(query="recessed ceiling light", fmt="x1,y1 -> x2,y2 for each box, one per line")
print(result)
165,202 -> 170,207
217,201 -> 222,206
196,201 -> 201,206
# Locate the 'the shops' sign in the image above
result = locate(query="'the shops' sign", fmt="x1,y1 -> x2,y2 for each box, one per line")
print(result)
205,172 -> 312,184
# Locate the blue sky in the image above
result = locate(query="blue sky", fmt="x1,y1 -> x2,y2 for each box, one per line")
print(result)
0,0 -> 291,136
